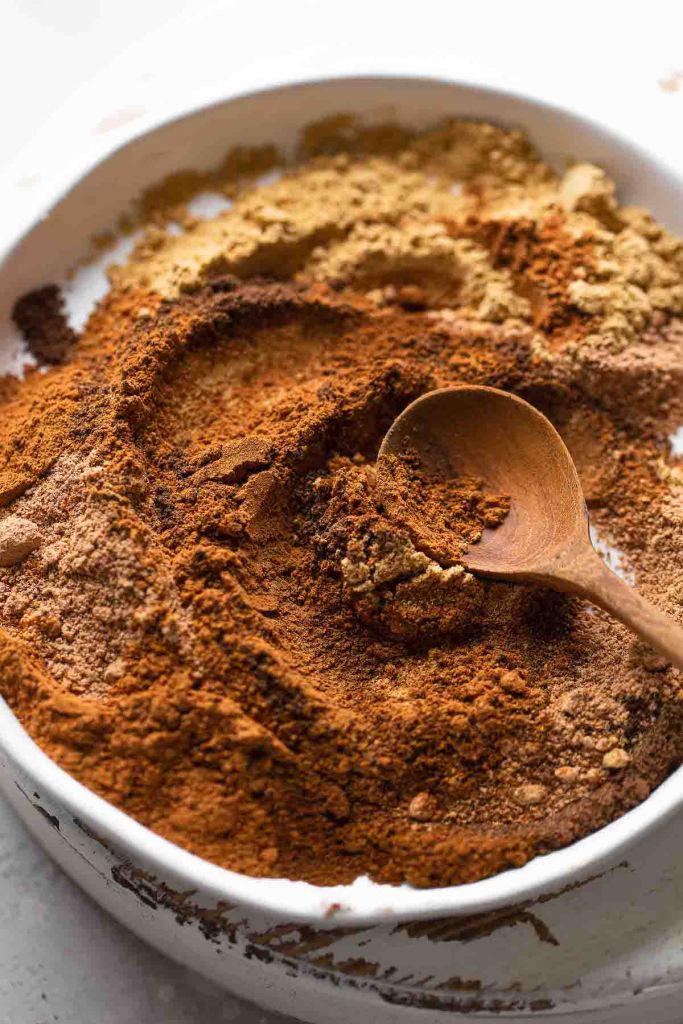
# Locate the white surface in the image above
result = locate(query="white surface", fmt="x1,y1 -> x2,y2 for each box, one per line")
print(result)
0,799 -> 286,1024
1,1 -> 683,1022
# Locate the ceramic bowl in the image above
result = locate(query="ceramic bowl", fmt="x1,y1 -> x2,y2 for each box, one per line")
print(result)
1,75 -> 682,1023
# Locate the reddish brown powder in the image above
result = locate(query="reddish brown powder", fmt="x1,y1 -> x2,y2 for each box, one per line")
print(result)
0,271 -> 681,888
455,214 -> 597,345
2,115 -> 683,888
379,450 -> 510,565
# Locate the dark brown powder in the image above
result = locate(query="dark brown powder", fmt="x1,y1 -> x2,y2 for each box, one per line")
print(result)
12,284 -> 77,365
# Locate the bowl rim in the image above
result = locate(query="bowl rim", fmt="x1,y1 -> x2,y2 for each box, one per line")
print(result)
1,71 -> 682,926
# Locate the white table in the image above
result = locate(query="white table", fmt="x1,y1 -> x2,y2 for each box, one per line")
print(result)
0,798 -> 284,1023
1,2 -> 683,1021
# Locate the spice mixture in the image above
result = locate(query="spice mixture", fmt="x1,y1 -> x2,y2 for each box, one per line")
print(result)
377,450 -> 511,566
3,117 -> 683,887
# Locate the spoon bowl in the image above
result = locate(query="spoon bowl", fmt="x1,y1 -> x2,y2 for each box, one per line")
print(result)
378,385 -> 587,580
377,385 -> 683,671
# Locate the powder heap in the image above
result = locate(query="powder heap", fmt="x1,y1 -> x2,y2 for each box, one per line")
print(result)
378,450 -> 511,564
316,454 -> 495,643
1,117 -> 683,888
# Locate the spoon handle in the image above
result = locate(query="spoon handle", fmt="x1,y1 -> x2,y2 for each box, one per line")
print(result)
556,549 -> 683,673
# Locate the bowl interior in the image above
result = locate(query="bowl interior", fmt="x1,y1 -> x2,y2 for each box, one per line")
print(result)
1,74 -> 682,925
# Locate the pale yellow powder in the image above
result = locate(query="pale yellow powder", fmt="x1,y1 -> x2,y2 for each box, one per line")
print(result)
108,115 -> 683,358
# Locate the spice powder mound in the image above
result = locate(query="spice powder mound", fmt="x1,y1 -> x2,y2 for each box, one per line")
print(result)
2,117 -> 683,888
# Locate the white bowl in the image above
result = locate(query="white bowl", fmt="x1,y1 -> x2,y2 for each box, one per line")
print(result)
1,75 -> 682,1022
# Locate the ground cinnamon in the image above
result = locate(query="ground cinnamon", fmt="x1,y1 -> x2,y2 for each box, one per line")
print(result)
379,450 -> 511,565
1,118 -> 682,888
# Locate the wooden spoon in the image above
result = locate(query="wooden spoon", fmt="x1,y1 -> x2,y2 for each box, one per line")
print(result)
376,385 -> 683,672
